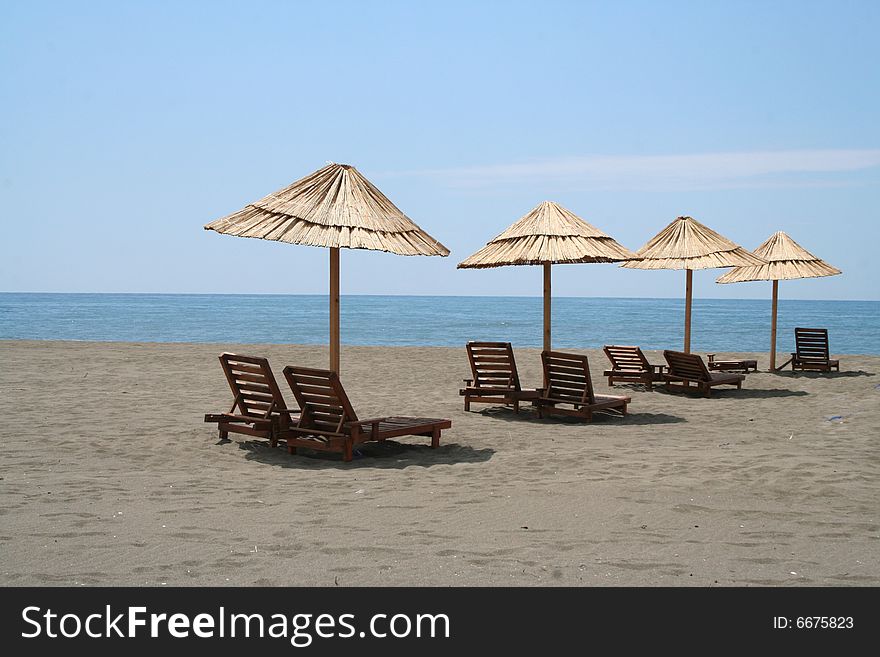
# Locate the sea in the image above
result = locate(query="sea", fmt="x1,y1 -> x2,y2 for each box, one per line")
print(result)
0,293 -> 877,354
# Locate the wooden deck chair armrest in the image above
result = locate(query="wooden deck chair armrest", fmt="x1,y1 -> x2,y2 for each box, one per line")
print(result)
204,413 -> 272,424
346,417 -> 390,429
346,417 -> 390,440
286,426 -> 345,438
459,387 -> 490,395
275,407 -> 301,415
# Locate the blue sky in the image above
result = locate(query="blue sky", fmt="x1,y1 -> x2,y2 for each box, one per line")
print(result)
2,0 -> 878,300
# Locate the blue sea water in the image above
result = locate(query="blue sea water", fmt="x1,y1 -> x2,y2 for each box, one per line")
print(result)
0,293 -> 877,354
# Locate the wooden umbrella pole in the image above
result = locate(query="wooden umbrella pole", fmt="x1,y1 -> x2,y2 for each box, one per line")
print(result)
684,269 -> 693,353
770,279 -> 779,371
330,247 -> 340,374
543,262 -> 552,353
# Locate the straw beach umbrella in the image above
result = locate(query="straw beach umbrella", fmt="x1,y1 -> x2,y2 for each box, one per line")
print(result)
457,201 -> 636,352
716,231 -> 841,370
205,163 -> 449,373
621,216 -> 765,353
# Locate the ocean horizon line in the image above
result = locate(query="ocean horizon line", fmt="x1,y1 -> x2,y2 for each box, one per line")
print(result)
1,291 -> 876,303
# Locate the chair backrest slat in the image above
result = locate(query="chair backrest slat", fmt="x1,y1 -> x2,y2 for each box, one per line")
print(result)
283,366 -> 357,434
219,353 -> 286,419
542,351 -> 595,405
663,350 -> 710,381
466,342 -> 521,391
795,328 -> 830,361
603,345 -> 651,372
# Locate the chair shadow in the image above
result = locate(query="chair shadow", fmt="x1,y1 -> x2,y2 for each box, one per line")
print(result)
471,405 -> 686,425
613,412 -> 687,425
775,370 -> 875,379
234,439 -> 494,470
604,383 -> 657,393
655,387 -> 808,399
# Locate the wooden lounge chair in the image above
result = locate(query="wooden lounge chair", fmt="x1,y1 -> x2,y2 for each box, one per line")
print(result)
602,345 -> 667,390
663,350 -> 744,397
204,353 -> 298,447
460,341 -> 542,412
791,327 -> 839,372
706,354 -> 758,373
282,366 -> 452,462
535,351 -> 630,421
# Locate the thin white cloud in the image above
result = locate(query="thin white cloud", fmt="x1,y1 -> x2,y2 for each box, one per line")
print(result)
381,149 -> 880,192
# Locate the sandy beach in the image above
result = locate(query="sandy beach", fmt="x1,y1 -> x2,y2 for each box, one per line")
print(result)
1,339 -> 878,586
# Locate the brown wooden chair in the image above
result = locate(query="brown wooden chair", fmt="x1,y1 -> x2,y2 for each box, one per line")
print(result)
706,354 -> 758,373
663,350 -> 744,397
204,353 -> 298,447
281,366 -> 452,462
602,345 -> 666,390
791,328 -> 839,372
460,341 -> 542,412
535,351 -> 630,421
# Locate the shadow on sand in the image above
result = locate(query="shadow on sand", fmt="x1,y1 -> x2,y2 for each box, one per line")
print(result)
469,405 -> 686,425
774,370 -> 875,379
233,439 -> 494,470
654,387 -> 808,399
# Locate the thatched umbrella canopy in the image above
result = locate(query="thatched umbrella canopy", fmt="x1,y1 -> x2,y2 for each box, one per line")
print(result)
621,216 -> 765,352
458,200 -> 636,352
716,231 -> 841,370
205,162 -> 449,373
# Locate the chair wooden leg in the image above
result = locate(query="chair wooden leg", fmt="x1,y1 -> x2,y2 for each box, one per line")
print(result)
464,397 -> 470,412
219,429 -> 228,440
287,441 -> 297,455
431,427 -> 441,449
343,440 -> 353,462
